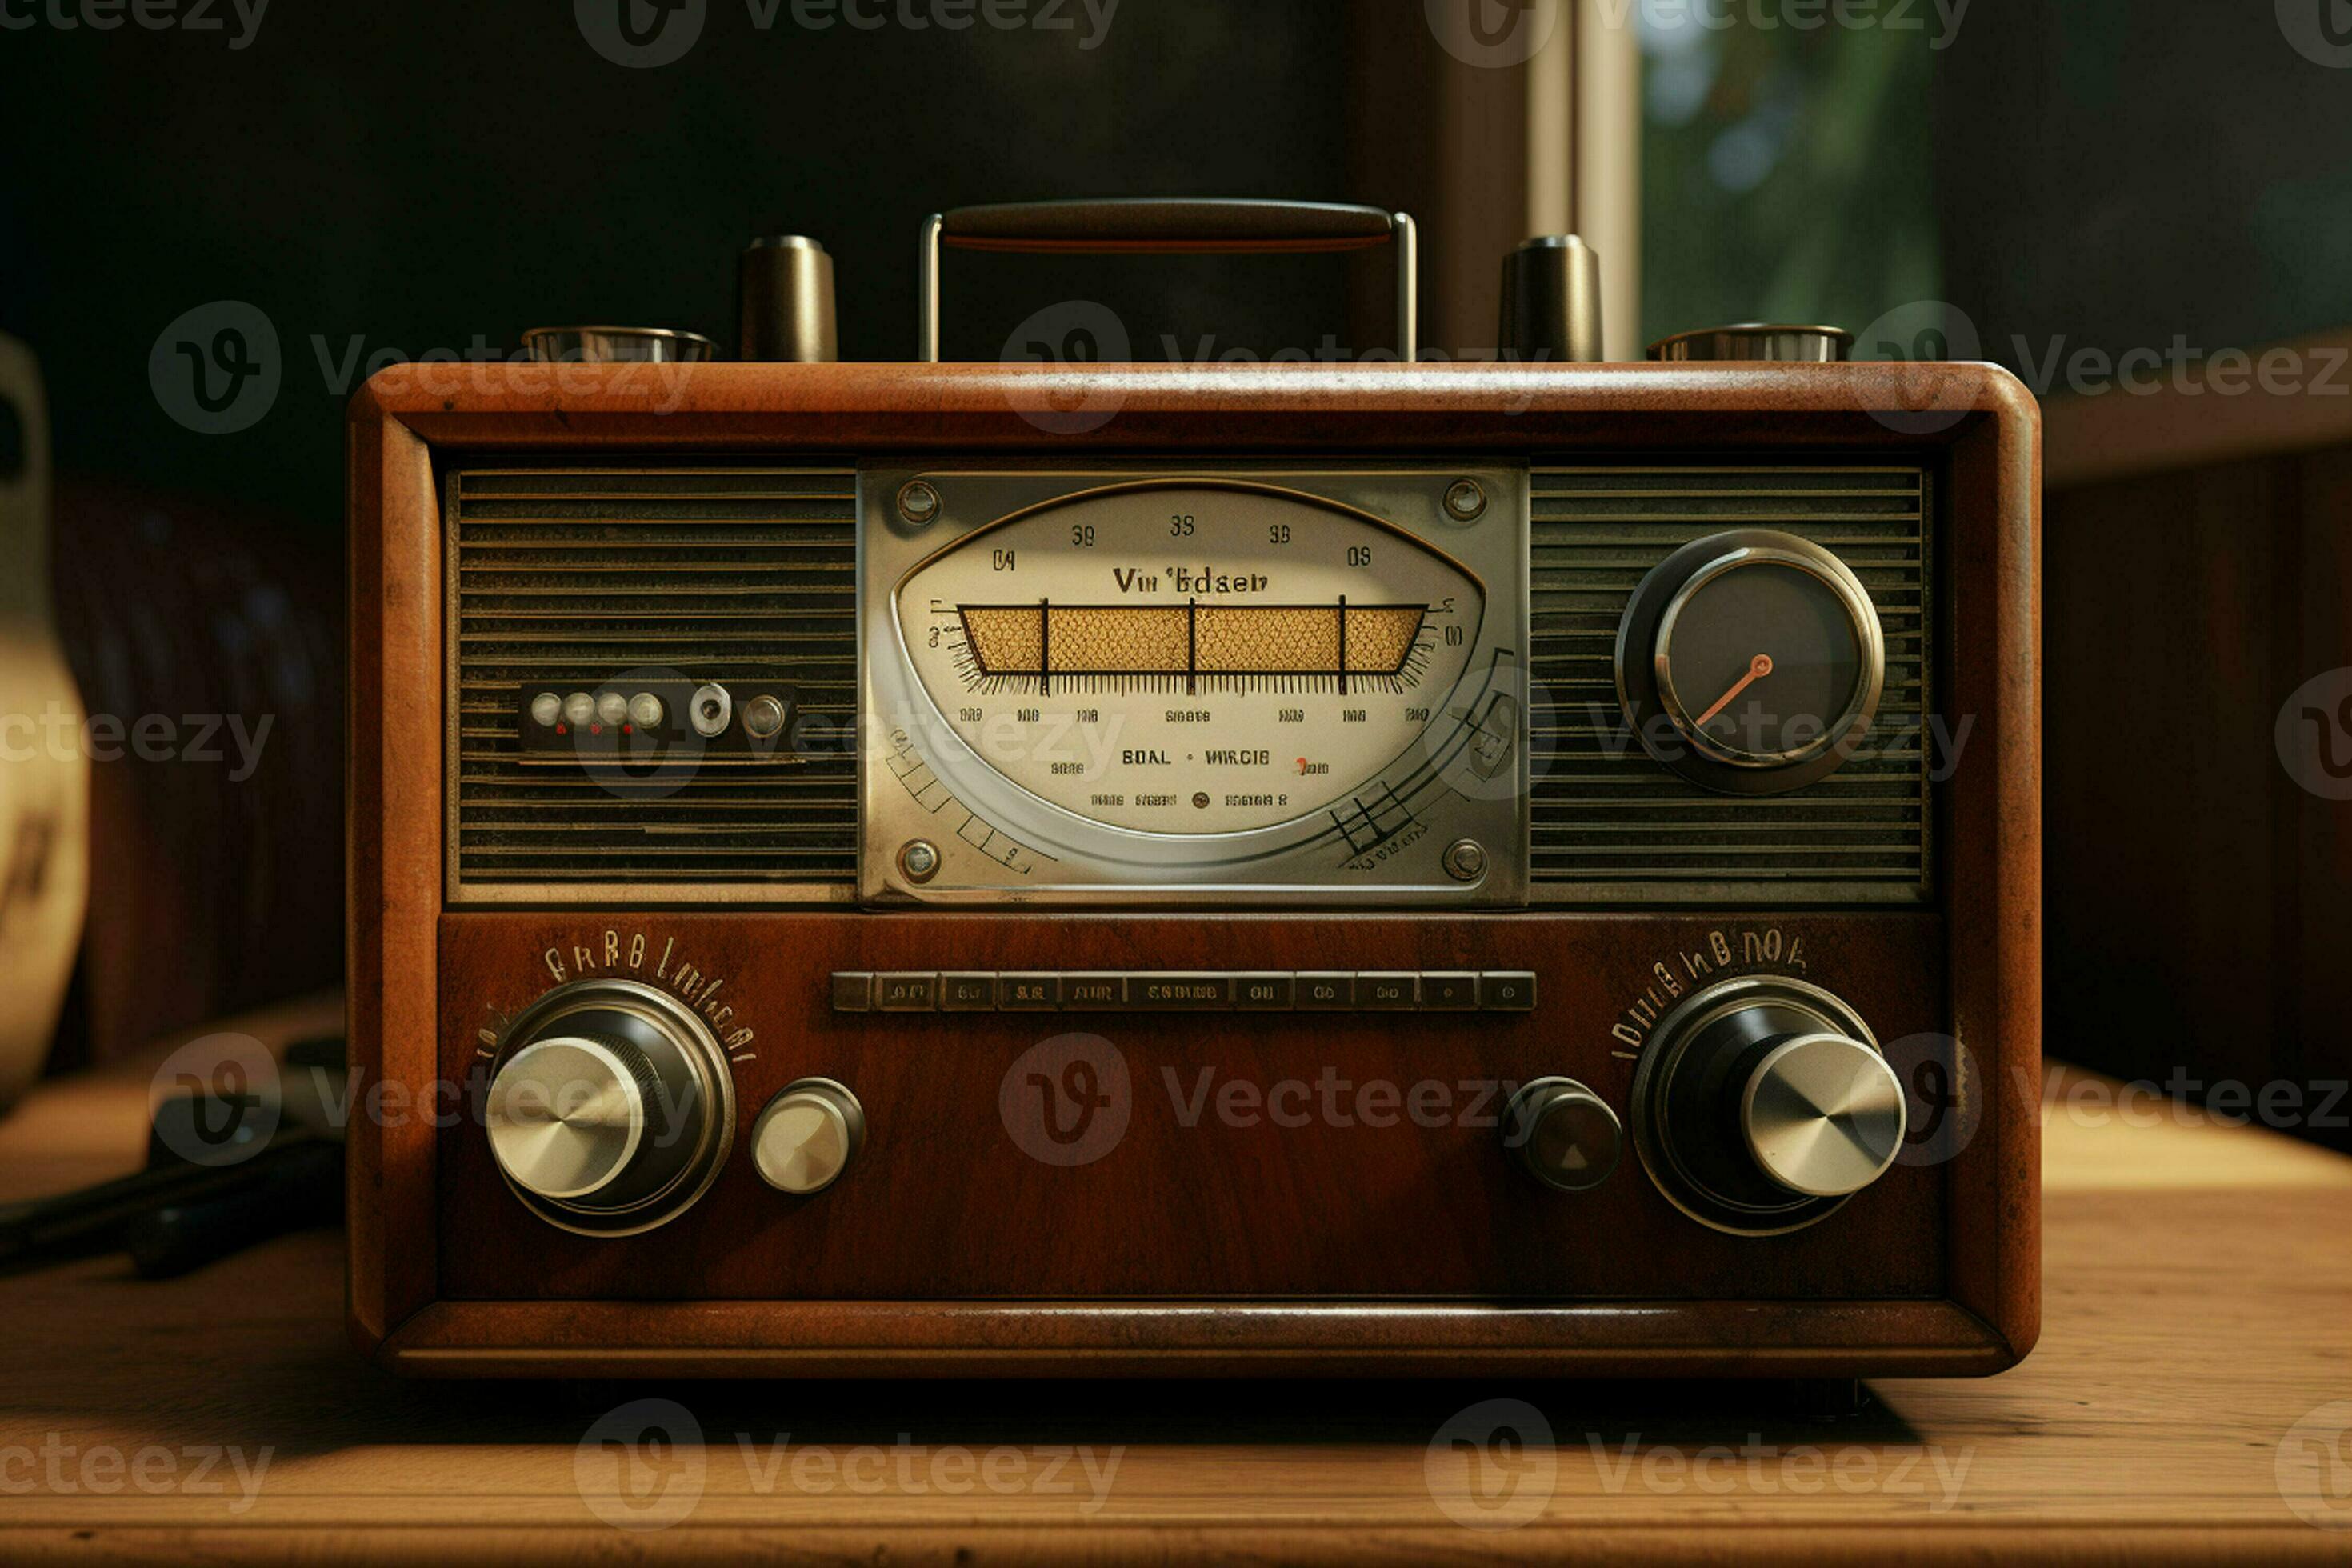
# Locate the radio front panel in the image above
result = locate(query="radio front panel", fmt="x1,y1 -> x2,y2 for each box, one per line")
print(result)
446,458 -> 1930,911
350,358 -> 2038,1380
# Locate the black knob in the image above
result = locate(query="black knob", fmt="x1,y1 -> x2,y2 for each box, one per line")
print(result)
738,236 -> 838,362
1504,1078 -> 1623,1192
1498,235 -> 1603,363
482,978 -> 735,1234
1630,977 -> 1904,1234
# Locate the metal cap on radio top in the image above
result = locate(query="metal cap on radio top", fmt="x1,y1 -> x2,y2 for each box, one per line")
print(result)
520,326 -> 717,363
738,234 -> 838,362
1648,324 -> 1853,362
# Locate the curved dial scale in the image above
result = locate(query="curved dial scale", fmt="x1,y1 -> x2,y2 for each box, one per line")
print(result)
894,482 -> 1487,838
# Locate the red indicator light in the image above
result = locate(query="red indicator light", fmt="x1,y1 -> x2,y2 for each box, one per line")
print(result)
590,723 -> 604,736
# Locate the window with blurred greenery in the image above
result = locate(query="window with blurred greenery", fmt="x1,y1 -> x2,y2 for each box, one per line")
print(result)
1639,11 -> 1938,351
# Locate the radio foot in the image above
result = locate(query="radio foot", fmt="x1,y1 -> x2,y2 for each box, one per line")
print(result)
1782,1378 -> 1871,1421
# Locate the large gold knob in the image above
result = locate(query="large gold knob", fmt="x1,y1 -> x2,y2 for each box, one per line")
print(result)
482,978 -> 734,1235
1630,976 -> 1906,1234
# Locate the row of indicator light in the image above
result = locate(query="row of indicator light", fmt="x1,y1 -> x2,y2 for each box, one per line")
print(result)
531,690 -> 666,733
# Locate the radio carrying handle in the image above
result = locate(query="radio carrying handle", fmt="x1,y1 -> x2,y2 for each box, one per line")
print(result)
918,198 -> 1418,364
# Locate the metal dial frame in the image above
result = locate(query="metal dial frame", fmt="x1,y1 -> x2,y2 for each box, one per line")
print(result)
859,465 -> 1530,907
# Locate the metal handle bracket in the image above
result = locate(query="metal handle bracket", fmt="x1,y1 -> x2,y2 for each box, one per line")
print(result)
918,198 -> 1417,363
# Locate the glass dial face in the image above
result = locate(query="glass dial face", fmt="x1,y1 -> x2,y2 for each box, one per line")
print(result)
1656,558 -> 1871,765
895,483 -> 1485,834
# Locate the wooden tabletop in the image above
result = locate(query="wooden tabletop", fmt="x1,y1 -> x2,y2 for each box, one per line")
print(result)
2,994 -> 2349,1563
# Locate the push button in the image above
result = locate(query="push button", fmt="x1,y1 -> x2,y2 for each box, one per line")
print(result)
1234,974 -> 1294,1010
1480,971 -> 1538,1010
874,973 -> 938,1011
1358,973 -> 1418,1009
1296,973 -> 1355,1010
998,974 -> 1060,1010
1133,974 -> 1230,1010
939,973 -> 997,1010
1062,974 -> 1127,1010
1420,972 -> 1478,1010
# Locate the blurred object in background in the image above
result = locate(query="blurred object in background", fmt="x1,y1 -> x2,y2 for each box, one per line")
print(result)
1638,4 -> 1938,349
46,479 -> 342,1074
0,339 -> 90,1110
1344,2 -> 1642,360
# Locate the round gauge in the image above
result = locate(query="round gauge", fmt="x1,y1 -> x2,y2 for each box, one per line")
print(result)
894,481 -> 1487,837
1615,530 -> 1884,795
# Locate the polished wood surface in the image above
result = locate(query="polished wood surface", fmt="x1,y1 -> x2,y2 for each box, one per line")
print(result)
0,1014 -> 2337,1562
347,362 -> 2042,1374
352,357 -> 2042,452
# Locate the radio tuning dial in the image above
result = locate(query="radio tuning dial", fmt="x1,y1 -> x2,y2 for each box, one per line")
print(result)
1630,976 -> 1906,1234
484,978 -> 734,1234
489,1033 -> 661,1201
1740,1034 -> 1908,1198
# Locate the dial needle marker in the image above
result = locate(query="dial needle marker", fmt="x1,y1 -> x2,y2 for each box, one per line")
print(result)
1695,653 -> 1774,727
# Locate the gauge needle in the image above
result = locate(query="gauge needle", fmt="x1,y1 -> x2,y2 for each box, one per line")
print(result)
1694,653 -> 1774,727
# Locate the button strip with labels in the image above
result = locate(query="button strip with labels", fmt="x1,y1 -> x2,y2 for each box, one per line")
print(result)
832,971 -> 1537,1014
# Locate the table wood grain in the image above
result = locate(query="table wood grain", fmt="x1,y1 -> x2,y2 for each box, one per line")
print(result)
0,998 -> 2346,1562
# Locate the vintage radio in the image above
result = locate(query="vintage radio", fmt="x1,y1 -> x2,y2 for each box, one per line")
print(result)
346,200 -> 2041,1380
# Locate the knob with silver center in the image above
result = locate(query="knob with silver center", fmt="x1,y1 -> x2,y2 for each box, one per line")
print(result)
1739,1034 -> 1906,1198
751,1078 -> 866,1194
482,978 -> 735,1235
1629,975 -> 1907,1234
487,1034 -> 657,1201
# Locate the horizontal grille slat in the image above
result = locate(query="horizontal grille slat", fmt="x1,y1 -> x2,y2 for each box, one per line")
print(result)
1530,465 -> 1931,905
451,466 -> 858,899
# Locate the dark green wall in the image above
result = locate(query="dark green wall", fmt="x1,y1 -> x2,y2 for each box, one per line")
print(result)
1934,0 -> 2352,379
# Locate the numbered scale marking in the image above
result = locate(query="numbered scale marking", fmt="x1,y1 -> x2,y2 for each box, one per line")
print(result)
895,482 -> 1486,836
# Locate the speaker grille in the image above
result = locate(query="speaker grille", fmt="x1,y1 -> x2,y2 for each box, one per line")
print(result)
1529,465 -> 1931,904
447,467 -> 858,902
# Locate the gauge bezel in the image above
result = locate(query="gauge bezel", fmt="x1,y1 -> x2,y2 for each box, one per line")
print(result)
858,464 -> 1531,907
1615,530 -> 1887,796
